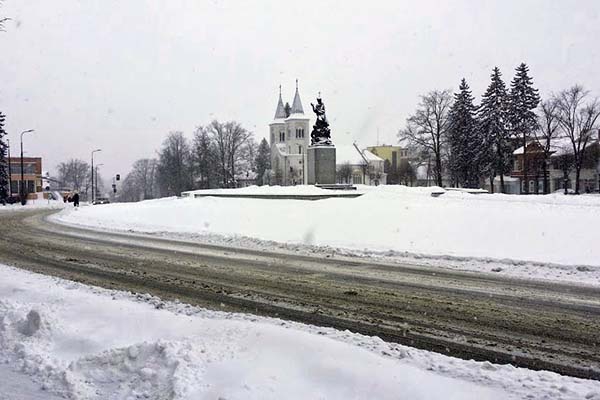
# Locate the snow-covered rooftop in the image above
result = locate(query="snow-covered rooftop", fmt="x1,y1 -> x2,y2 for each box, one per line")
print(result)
285,113 -> 309,120
513,136 -> 596,156
363,149 -> 382,162
336,145 -> 383,166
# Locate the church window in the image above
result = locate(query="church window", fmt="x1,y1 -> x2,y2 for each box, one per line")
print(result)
279,131 -> 285,142
298,145 -> 302,154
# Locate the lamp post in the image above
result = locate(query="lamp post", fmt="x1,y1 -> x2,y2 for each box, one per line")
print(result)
20,129 -> 34,205
90,149 -> 101,203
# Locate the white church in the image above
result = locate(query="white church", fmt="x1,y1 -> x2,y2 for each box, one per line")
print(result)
268,81 -> 311,185
267,81 -> 387,186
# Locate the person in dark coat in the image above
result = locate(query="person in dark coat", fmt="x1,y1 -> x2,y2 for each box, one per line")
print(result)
72,192 -> 80,207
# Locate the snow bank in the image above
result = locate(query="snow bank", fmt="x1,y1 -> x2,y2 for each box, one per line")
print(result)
54,186 -> 600,268
182,184 -> 368,197
0,199 -> 66,212
1,264 -> 598,399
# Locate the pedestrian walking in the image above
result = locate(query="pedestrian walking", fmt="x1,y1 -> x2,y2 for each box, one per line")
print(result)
72,191 -> 80,207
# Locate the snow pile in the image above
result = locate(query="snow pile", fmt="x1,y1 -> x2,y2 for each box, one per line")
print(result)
0,264 -> 511,400
54,185 -> 600,268
2,264 -> 599,400
0,199 -> 66,212
182,184 -> 368,197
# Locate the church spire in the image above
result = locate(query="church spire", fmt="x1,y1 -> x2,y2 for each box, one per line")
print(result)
273,84 -> 286,119
291,79 -> 304,114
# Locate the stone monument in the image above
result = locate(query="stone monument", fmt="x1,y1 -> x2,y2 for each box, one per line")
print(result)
307,94 -> 336,185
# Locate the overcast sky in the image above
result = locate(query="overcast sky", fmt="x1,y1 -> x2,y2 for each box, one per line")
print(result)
1,0 -> 599,179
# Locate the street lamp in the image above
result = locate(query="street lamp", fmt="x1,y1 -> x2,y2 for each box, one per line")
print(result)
91,149 -> 101,203
20,129 -> 35,206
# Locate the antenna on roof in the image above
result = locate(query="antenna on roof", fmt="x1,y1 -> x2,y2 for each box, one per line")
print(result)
296,79 -> 298,90
279,84 -> 282,96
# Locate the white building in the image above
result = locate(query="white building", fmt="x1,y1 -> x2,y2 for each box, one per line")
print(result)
336,144 -> 386,185
268,82 -> 310,185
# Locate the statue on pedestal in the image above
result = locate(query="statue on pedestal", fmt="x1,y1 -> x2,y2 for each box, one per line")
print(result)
310,94 -> 332,146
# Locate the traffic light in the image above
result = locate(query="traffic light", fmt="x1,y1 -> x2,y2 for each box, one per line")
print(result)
116,174 -> 120,181
112,184 -> 117,194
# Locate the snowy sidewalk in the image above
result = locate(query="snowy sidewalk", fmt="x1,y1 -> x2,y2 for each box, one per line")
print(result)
1,264 -> 599,399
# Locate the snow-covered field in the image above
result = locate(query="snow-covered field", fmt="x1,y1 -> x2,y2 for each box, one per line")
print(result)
1,263 -> 599,400
53,185 -> 600,286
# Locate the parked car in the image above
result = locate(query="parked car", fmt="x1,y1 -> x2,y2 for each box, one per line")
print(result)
6,195 -> 22,204
93,197 -> 110,205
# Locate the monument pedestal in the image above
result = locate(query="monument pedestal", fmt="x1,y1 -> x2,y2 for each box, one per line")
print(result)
307,145 -> 336,185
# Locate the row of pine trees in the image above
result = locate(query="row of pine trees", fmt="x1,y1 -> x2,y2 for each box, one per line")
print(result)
446,63 -> 539,191
402,62 -> 600,194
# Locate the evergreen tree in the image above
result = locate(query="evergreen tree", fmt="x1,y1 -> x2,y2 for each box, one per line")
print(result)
0,111 -> 9,202
477,67 -> 511,193
255,138 -> 271,186
448,79 -> 483,188
509,63 -> 540,194
284,102 -> 291,118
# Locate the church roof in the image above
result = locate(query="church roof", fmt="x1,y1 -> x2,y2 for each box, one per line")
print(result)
291,80 -> 304,114
274,91 -> 287,119
285,112 -> 309,120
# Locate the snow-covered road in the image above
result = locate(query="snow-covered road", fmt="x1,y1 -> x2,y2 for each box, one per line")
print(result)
1,263 -> 599,400
2,207 -> 600,381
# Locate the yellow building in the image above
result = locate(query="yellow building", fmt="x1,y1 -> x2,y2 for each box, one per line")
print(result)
366,145 -> 409,171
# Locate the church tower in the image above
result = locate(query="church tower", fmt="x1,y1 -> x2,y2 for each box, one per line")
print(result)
269,80 -> 310,185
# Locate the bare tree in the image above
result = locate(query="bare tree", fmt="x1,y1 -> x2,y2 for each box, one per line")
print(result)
0,0 -> 10,32
337,162 -> 352,184
554,85 -> 600,194
156,131 -> 193,196
399,90 -> 453,187
534,99 -> 561,194
208,120 -> 252,187
57,159 -> 90,193
192,126 -> 218,189
118,159 -> 158,202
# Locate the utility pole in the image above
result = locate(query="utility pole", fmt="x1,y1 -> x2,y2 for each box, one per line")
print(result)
91,149 -> 101,203
20,129 -> 34,205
